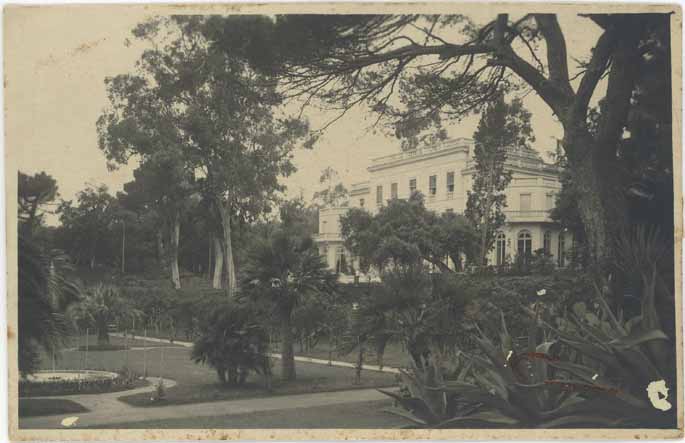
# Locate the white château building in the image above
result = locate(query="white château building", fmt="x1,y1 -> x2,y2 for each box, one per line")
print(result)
315,137 -> 571,281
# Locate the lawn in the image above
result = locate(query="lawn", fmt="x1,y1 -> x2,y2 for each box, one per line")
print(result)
18,398 -> 89,417
294,339 -> 411,369
117,328 -> 413,370
89,399 -> 408,429
44,335 -> 398,408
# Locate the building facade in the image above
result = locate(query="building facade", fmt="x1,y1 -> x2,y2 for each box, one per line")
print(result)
315,137 -> 571,281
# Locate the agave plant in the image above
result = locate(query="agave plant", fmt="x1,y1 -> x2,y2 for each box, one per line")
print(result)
378,350 -> 478,428
386,288 -> 675,428
539,283 -> 677,428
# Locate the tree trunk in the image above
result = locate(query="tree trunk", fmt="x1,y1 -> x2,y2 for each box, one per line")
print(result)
212,236 -> 223,289
97,317 -> 109,345
280,313 -> 296,381
169,210 -> 181,289
208,235 -> 213,280
216,367 -> 226,384
479,221 -> 490,266
563,129 -> 626,267
156,230 -> 165,264
215,199 -> 237,297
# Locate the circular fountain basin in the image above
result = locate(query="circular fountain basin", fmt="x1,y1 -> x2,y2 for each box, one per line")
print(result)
25,370 -> 119,383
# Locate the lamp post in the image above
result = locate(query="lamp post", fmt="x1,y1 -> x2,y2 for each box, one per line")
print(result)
121,219 -> 126,274
351,303 -> 363,384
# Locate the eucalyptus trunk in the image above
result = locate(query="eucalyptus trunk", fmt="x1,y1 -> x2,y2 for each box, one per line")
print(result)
215,198 -> 237,297
156,230 -> 165,263
212,236 -> 223,290
169,210 -> 181,289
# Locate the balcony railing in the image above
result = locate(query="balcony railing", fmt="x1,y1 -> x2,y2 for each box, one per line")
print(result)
505,209 -> 553,222
314,232 -> 343,242
370,138 -> 471,166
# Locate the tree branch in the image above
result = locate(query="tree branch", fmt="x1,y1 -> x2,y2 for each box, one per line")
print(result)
572,28 -> 617,124
534,14 -> 574,97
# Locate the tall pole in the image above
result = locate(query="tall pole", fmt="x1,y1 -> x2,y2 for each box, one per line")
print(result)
121,219 -> 126,274
85,328 -> 89,370
143,328 -> 148,378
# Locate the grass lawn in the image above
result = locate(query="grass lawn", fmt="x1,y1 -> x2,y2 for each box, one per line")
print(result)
89,399 -> 408,429
295,339 -> 411,369
65,334 -> 184,350
120,328 -> 413,370
18,398 -> 89,417
46,336 -> 397,408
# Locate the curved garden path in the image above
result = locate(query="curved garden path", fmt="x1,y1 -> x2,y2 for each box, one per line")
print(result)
19,383 -> 387,429
19,334 -> 399,429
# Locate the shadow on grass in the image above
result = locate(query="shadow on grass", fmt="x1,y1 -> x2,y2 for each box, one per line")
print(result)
89,399 -> 407,429
19,398 -> 90,417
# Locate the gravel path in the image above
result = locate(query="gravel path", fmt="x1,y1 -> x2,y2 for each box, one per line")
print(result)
19,385 -> 388,429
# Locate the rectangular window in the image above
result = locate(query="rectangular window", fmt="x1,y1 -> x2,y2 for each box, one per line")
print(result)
429,175 -> 437,196
546,193 -> 555,210
335,247 -> 348,274
359,198 -> 365,208
391,182 -> 398,199
376,185 -> 383,206
446,172 -> 455,193
409,178 -> 417,195
520,193 -> 532,211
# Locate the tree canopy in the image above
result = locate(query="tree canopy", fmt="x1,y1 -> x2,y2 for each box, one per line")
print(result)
466,94 -> 533,264
204,13 -> 672,267
18,171 -> 59,234
98,16 -> 314,295
340,193 -> 478,273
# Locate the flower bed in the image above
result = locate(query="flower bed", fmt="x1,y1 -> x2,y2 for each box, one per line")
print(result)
19,370 -> 145,397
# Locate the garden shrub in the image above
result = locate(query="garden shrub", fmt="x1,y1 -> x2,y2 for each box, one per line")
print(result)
446,271 -> 595,351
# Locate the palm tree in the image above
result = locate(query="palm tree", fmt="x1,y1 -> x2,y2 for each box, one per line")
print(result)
18,231 -> 80,375
69,283 -> 141,344
243,229 -> 336,380
191,303 -> 270,386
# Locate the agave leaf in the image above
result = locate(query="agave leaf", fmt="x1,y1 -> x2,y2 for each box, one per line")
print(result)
456,358 -> 473,381
541,389 -> 649,420
559,338 -> 618,368
539,414 -> 622,428
457,383 -> 534,423
611,346 -> 662,387
378,388 -> 406,402
624,315 -> 643,334
608,329 -> 668,349
382,407 -> 429,426
472,336 -> 517,385
435,411 -> 520,428
593,282 -> 628,337
546,359 -> 607,385
427,380 -> 479,393
474,370 -> 507,400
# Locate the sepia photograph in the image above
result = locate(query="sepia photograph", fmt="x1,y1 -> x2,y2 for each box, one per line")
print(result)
5,2 -> 683,440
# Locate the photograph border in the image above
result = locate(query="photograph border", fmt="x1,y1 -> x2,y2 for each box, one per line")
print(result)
4,2 -> 683,439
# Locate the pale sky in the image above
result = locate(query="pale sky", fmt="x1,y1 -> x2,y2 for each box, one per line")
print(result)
6,6 -> 605,222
